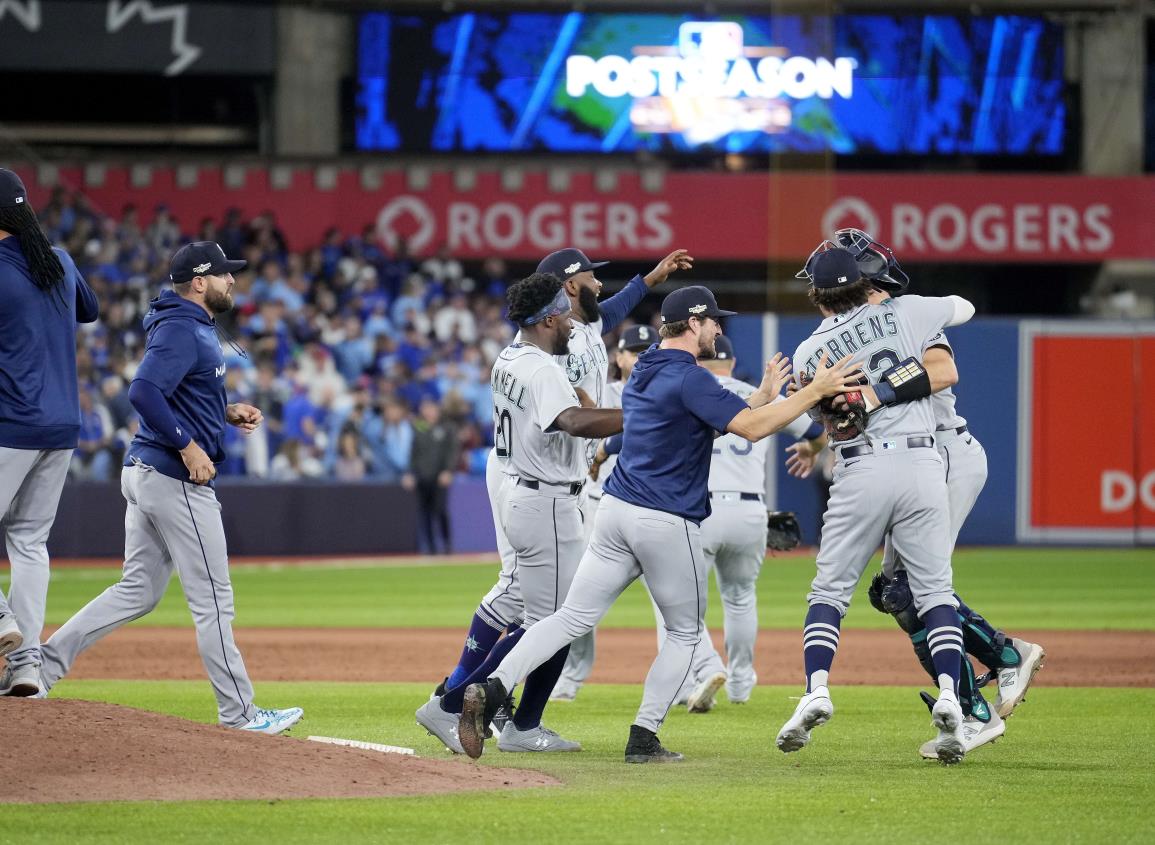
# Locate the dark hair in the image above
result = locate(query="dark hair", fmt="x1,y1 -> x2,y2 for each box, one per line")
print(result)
0,202 -> 65,296
506,272 -> 562,325
808,277 -> 873,315
659,320 -> 690,339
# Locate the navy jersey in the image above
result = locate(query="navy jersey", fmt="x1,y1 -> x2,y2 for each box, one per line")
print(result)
604,347 -> 748,523
127,291 -> 228,482
0,239 -> 98,449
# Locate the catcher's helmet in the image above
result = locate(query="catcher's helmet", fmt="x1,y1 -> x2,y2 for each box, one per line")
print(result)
833,228 -> 909,293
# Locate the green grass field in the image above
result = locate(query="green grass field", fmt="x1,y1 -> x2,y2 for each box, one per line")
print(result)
5,548 -> 1154,843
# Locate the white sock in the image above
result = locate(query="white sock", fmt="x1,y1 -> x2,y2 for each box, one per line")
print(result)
808,670 -> 829,693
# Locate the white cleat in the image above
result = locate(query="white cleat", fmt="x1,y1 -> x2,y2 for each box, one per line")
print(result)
995,639 -> 1046,718
0,615 -> 22,659
776,687 -> 834,753
239,706 -> 303,736
921,710 -> 1005,759
415,697 -> 464,754
0,663 -> 40,697
931,691 -> 965,765
687,671 -> 727,714
497,723 -> 582,753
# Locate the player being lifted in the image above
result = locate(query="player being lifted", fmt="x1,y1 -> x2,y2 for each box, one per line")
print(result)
777,246 -> 977,764
787,230 -> 1045,759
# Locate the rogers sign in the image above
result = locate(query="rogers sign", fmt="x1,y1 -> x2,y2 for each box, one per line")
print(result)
821,196 -> 1115,257
375,195 -> 673,255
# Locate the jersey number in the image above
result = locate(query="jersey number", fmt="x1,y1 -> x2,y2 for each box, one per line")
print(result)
494,408 -> 513,458
713,439 -> 753,457
867,348 -> 900,376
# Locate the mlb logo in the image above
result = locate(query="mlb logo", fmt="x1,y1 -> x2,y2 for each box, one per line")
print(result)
881,440 -> 897,450
678,22 -> 744,61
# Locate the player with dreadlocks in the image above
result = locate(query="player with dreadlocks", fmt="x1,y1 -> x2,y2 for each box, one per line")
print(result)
0,169 -> 99,696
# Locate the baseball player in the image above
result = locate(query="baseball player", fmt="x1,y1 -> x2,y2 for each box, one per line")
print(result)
828,230 -> 1046,758
776,246 -> 978,764
422,248 -> 689,729
0,169 -> 99,695
457,285 -> 860,763
663,336 -> 824,713
416,272 -> 623,754
552,322 -> 658,701
38,242 -> 303,735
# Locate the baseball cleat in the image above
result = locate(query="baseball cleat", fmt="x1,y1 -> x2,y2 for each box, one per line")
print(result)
416,698 -> 464,754
775,687 -> 834,753
459,678 -> 506,760
687,671 -> 727,713
920,710 -> 1005,760
994,639 -> 1046,718
490,691 -> 516,737
0,615 -> 22,659
497,723 -> 582,753
931,691 -> 965,765
548,680 -> 580,702
0,663 -> 41,697
624,724 -> 683,764
239,706 -> 303,736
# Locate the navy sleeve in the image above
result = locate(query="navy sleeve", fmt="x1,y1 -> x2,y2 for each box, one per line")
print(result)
134,323 -> 197,397
681,366 -> 749,433
603,433 -> 623,456
597,275 -> 648,334
128,379 -> 192,449
57,249 -> 98,323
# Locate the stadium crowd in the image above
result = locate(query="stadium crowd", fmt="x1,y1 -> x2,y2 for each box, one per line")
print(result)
41,187 -> 562,488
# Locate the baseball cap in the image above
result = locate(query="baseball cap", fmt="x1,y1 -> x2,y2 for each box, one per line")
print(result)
701,336 -> 734,361
0,169 -> 29,208
810,247 -> 862,289
169,241 -> 247,284
660,285 -> 737,323
618,324 -> 657,351
536,248 -> 609,280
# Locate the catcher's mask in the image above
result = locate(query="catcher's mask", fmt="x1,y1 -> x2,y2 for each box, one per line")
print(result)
834,228 -> 910,294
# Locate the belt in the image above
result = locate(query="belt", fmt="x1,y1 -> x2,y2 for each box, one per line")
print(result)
517,478 -> 584,496
839,435 -> 935,460
709,492 -> 763,502
935,424 -> 968,436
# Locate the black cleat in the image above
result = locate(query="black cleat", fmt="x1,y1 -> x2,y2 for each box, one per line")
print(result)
624,724 -> 684,764
491,691 -> 516,737
459,678 -> 507,760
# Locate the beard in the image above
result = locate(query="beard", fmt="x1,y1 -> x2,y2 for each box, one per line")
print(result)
576,285 -> 600,323
205,287 -> 234,314
697,332 -> 717,359
551,327 -> 572,356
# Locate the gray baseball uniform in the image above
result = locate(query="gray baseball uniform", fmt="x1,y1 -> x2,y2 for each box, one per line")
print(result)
883,332 -> 986,575
491,341 -> 587,628
793,295 -> 971,615
477,449 -> 523,630
666,383 -> 814,703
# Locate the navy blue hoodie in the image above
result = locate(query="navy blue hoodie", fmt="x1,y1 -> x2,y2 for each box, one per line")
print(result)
0,238 -> 99,449
126,291 -> 228,482
604,347 -> 748,524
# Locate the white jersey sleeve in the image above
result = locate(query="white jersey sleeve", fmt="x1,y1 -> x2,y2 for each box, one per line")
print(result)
533,364 -> 581,433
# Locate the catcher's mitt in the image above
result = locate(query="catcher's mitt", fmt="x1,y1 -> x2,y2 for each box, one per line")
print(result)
766,511 -> 801,551
798,371 -> 869,442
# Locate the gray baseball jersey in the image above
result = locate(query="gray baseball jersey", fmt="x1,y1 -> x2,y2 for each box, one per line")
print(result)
795,295 -> 968,615
585,380 -> 624,501
925,331 -> 967,431
491,342 -> 584,485
559,317 -> 609,406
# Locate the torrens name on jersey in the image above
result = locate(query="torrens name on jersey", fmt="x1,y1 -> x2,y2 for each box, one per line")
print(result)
564,335 -> 608,385
802,311 -> 898,374
491,366 -> 528,410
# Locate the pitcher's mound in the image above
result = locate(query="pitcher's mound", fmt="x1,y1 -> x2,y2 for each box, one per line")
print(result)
0,699 -> 557,804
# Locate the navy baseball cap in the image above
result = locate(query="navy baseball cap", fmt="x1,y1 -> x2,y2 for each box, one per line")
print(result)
169,241 -> 247,284
536,248 -> 609,280
0,169 -> 29,208
701,336 -> 734,361
660,285 -> 737,323
810,247 -> 862,289
618,324 -> 657,351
